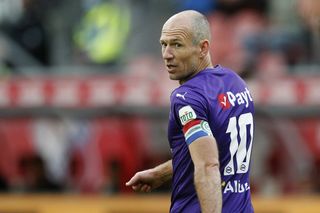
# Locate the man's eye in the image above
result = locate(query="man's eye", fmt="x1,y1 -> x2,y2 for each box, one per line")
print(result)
161,43 -> 167,47
175,43 -> 181,48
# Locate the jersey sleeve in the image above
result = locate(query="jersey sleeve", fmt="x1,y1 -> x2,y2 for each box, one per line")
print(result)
172,87 -> 213,145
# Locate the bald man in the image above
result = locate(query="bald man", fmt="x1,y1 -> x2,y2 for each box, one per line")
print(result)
126,10 -> 255,213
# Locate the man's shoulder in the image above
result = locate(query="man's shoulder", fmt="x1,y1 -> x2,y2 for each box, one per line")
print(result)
170,66 -> 247,103
171,85 -> 197,102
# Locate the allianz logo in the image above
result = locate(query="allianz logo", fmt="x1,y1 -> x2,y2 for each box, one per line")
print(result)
222,180 -> 250,194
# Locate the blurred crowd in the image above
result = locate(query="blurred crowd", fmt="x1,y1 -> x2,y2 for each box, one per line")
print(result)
0,0 -> 319,196
0,116 -> 160,194
0,0 -> 318,76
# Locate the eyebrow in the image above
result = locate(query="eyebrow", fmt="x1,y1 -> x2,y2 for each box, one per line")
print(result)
172,39 -> 182,42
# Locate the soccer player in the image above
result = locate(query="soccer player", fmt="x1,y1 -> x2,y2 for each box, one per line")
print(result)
126,10 -> 254,213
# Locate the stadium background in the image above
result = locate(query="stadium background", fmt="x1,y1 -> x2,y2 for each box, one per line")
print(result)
0,0 -> 319,212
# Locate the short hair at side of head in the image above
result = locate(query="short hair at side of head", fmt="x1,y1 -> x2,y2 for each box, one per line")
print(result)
189,11 -> 211,45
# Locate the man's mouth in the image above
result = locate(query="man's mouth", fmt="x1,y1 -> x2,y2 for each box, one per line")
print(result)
166,64 -> 176,71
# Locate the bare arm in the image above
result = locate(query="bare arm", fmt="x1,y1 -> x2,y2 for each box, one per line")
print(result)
126,160 -> 173,192
189,135 -> 222,213
151,160 -> 173,186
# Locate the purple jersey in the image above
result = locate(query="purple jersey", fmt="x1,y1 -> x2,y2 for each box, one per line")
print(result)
168,65 -> 254,213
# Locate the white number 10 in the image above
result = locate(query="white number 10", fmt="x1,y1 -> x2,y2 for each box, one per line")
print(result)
224,112 -> 253,176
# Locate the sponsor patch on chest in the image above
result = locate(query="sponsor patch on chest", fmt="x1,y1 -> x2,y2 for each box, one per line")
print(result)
178,105 -> 197,125
218,87 -> 253,109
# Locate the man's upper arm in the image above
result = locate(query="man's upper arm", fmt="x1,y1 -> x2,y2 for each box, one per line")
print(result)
188,135 -> 219,168
172,87 -> 219,165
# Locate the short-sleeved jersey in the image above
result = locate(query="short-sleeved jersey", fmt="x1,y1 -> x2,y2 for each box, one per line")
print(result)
168,65 -> 254,213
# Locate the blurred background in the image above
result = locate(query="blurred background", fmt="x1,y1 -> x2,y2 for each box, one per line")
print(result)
0,0 -> 319,212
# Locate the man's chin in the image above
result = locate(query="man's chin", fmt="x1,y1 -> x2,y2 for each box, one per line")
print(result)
168,74 -> 179,81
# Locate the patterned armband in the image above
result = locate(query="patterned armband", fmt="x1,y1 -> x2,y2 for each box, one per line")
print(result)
182,120 -> 213,145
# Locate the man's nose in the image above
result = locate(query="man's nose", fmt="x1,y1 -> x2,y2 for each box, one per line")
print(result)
162,46 -> 174,60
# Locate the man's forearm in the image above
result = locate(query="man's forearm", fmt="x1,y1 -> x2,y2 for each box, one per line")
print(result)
152,160 -> 173,184
194,165 -> 222,213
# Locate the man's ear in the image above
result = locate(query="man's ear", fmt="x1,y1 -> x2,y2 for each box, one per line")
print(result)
199,40 -> 210,58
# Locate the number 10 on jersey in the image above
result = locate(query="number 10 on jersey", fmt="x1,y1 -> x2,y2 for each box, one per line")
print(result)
224,113 -> 253,176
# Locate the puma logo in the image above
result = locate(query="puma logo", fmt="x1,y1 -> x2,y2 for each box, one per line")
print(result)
176,92 -> 187,100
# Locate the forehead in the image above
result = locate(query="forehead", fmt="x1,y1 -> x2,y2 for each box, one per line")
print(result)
160,26 -> 192,42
